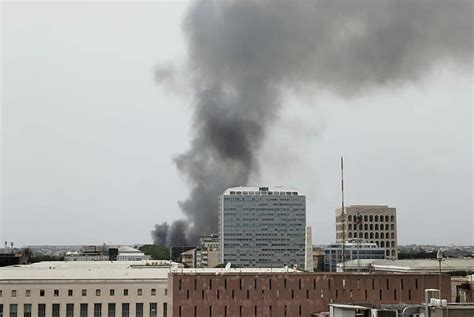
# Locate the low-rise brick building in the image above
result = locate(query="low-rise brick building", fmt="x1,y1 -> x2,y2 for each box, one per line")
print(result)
169,272 -> 450,317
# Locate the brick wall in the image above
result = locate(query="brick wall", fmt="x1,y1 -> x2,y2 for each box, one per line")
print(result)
169,272 -> 450,317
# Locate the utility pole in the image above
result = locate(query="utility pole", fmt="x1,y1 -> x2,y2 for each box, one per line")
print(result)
341,157 -> 346,272
437,249 -> 445,299
355,212 -> 362,273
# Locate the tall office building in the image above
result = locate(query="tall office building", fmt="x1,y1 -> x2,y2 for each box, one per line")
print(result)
218,186 -> 306,268
336,205 -> 398,259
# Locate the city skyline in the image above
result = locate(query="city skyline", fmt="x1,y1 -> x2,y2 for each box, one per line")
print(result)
2,1 -> 473,247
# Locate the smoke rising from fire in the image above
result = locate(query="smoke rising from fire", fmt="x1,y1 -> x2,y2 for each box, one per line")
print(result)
152,0 -> 473,247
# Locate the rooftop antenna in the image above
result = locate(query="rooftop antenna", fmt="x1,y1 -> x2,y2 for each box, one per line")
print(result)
341,156 -> 346,273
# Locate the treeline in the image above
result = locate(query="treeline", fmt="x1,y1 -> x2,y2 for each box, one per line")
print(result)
398,251 -> 437,259
138,244 -> 170,260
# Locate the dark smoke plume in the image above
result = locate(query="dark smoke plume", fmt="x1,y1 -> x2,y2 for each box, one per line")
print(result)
153,0 -> 473,247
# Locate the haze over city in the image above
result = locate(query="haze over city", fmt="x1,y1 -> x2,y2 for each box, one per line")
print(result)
2,0 -> 473,247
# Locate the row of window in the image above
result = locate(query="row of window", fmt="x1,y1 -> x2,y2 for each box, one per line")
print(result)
1,289 -> 164,298
227,191 -> 299,196
178,276 -> 420,293
175,286 -> 414,310
347,214 -> 395,222
348,223 -> 396,230
0,303 -> 167,317
347,232 -> 395,243
348,231 -> 396,239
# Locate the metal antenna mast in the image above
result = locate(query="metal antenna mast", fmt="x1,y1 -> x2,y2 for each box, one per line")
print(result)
341,156 -> 346,272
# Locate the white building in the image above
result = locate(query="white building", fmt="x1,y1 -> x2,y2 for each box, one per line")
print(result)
64,245 -> 150,262
0,261 -> 175,317
116,246 -> 150,261
218,186 -> 306,268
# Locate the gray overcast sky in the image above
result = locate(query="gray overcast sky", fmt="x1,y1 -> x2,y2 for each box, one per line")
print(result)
1,1 -> 473,247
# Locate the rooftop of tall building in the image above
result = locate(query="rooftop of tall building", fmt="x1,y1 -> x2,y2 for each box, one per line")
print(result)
222,186 -> 303,196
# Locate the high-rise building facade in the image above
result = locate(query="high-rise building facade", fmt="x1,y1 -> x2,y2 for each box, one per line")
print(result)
336,205 -> 398,259
218,186 -> 306,268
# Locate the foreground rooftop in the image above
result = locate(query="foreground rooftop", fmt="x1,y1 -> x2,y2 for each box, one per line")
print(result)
0,261 -> 299,281
340,258 -> 474,272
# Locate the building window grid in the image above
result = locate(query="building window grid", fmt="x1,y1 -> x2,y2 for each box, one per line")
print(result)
9,304 -> 17,317
121,304 -> 129,317
94,304 -> 102,317
135,303 -> 143,317
107,304 -> 115,317
38,304 -> 46,317
24,304 -> 32,317
67,304 -> 74,317
52,304 -> 60,317
80,304 -> 88,317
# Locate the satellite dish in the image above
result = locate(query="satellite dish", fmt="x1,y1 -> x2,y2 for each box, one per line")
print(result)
225,262 -> 232,270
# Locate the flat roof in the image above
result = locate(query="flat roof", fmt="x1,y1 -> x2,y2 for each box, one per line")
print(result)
341,259 -> 474,272
0,261 -> 176,281
170,268 -> 300,275
223,186 -> 303,195
0,261 -> 300,281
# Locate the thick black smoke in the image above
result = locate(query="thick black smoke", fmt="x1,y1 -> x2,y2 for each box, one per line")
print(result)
153,0 -> 473,247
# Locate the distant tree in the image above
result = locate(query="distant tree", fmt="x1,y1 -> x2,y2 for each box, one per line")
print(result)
139,244 -> 169,260
447,271 -> 470,277
314,257 -> 325,272
398,251 -> 437,259
29,255 -> 64,263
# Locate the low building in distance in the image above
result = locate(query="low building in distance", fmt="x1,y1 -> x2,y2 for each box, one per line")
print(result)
218,186 -> 306,269
324,242 -> 385,272
338,258 -> 474,303
336,205 -> 398,259
312,246 -> 325,271
196,234 -> 219,268
179,234 -> 220,268
64,245 -> 149,262
339,258 -> 474,273
180,249 -> 196,268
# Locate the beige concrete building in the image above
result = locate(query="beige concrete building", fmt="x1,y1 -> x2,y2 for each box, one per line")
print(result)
179,235 -> 219,268
180,249 -> 196,268
0,261 -> 173,317
336,205 -> 398,259
196,235 -> 219,268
